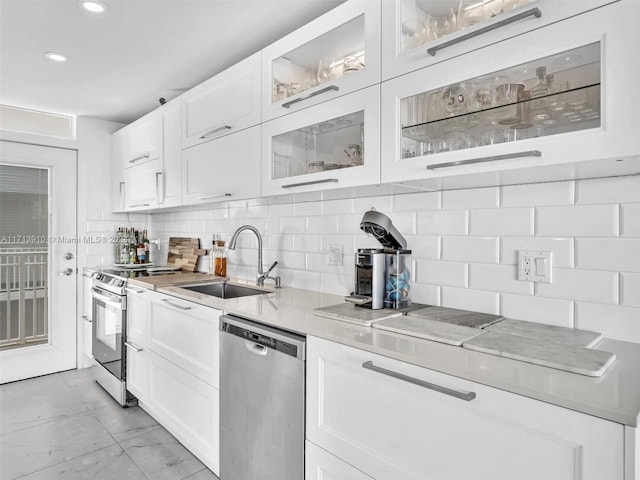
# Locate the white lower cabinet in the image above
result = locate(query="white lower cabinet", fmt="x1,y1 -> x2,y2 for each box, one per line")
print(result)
306,336 -> 624,480
125,289 -> 220,475
146,349 -> 220,473
306,441 -> 374,480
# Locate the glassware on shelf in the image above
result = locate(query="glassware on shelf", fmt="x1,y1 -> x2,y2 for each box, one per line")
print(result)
484,0 -> 504,18
317,58 -> 337,85
495,82 -> 525,125
529,66 -> 551,124
342,55 -> 364,75
427,7 -> 457,39
458,0 -> 485,28
441,83 -> 468,117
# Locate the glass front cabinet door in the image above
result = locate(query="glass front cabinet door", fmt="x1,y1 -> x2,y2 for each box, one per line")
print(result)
262,0 -> 381,121
262,85 -> 380,196
381,0 -> 616,80
381,2 -> 640,186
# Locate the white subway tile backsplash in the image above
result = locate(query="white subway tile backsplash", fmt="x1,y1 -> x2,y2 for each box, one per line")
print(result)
293,201 -> 322,216
353,195 -> 393,214
280,217 -> 306,234
470,208 -> 533,236
441,287 -> 499,315
86,220 -> 115,233
621,273 -> 640,307
621,204 -> 640,237
307,215 -> 338,235
501,181 -> 574,207
416,260 -> 467,288
470,264 -> 533,295
443,187 -> 499,210
501,293 -> 574,327
417,210 -> 468,235
576,176 -> 640,205
323,198 -> 354,215
405,235 -> 439,259
394,191 -> 440,212
536,268 -> 618,304
147,175 -> 640,343
500,237 -> 574,268
576,303 -> 640,343
411,283 -> 440,306
537,205 -> 618,237
442,236 -> 498,264
576,238 -> 640,272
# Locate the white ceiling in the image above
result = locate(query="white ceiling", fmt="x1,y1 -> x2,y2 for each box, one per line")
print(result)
0,0 -> 346,125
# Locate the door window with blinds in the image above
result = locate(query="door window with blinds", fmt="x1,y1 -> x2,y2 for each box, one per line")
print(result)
0,165 -> 49,350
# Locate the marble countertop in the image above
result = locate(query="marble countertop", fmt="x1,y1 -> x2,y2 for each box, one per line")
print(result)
128,273 -> 640,427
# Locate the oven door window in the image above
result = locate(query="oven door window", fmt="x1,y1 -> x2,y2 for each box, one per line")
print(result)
92,290 -> 124,380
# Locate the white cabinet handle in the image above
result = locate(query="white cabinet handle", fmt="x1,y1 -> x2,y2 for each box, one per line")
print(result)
128,203 -> 150,208
427,7 -> 542,56
125,287 -> 145,294
155,171 -> 164,205
362,361 -> 476,402
124,341 -> 143,352
426,150 -> 542,170
282,85 -> 339,108
82,315 -> 92,323
199,125 -> 232,139
129,153 -> 150,164
160,298 -> 192,311
119,181 -> 126,209
198,193 -> 232,200
282,178 -> 338,189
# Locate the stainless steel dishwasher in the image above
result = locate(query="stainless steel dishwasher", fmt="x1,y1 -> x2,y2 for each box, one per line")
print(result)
219,314 -> 306,480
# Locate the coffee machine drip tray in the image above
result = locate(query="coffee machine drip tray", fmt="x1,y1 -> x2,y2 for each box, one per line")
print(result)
313,303 -> 403,327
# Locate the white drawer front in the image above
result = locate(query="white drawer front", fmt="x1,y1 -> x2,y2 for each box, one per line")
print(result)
307,336 -> 623,480
305,441 -> 374,480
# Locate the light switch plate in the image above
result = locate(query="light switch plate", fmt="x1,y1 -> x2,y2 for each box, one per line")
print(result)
327,244 -> 343,266
518,250 -> 552,283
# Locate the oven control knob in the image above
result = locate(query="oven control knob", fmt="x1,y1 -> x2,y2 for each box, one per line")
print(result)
95,273 -> 103,281
116,280 -> 125,287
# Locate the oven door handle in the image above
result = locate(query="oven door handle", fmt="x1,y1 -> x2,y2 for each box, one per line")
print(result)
91,288 -> 124,309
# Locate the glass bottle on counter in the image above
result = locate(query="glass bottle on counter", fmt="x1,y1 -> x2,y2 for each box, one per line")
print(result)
136,230 -> 146,264
214,240 -> 227,277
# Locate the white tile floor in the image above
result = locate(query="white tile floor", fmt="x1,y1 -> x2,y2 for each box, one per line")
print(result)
0,368 -> 219,480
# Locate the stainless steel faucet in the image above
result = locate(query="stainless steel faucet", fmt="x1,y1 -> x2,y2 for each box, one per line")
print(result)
228,225 -> 281,288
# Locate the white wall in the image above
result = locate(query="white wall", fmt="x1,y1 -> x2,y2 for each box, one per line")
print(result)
150,175 -> 640,344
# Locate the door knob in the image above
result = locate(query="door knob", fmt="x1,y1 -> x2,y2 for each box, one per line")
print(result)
65,252 -> 74,260
58,268 -> 74,276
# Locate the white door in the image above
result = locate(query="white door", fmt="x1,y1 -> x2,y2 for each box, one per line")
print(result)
0,141 -> 77,383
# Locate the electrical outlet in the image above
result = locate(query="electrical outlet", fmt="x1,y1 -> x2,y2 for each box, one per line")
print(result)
327,244 -> 343,266
518,250 -> 552,283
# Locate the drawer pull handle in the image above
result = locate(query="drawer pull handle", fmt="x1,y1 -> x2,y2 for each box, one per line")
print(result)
282,178 -> 338,189
199,125 -> 232,139
282,85 -> 339,109
124,341 -> 143,352
129,154 -> 151,164
82,315 -> 92,323
362,361 -> 476,401
128,203 -> 150,208
427,7 -> 542,56
427,150 -> 541,170
197,193 -> 232,200
125,287 -> 145,294
161,298 -> 192,311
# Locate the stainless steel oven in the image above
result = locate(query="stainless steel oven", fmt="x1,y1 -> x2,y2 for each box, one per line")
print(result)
90,270 -> 138,406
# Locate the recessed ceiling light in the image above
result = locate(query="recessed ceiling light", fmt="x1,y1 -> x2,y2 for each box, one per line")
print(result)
45,52 -> 69,62
80,1 -> 106,13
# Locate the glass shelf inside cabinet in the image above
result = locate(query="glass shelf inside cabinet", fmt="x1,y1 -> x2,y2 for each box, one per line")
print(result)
399,0 -> 534,54
272,111 -> 364,180
272,15 -> 366,103
400,43 -> 601,159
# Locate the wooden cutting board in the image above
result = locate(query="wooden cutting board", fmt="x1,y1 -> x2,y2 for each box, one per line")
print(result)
166,237 -> 207,272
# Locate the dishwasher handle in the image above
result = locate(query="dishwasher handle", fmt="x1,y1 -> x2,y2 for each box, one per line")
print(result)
220,314 -> 305,360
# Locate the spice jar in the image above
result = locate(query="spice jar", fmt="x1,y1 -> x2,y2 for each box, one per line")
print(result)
214,240 -> 227,277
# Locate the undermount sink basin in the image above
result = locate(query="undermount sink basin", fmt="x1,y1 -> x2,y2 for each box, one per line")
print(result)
180,282 -> 269,299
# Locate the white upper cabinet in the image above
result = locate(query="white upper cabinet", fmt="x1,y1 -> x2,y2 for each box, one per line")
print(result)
181,52 -> 261,150
381,0 -> 617,81
182,126 -> 261,205
125,110 -> 161,167
380,1 -> 640,187
262,84 -> 380,196
262,0 -> 381,121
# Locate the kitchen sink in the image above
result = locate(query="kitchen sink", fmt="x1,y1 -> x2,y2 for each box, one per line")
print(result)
180,282 -> 269,299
